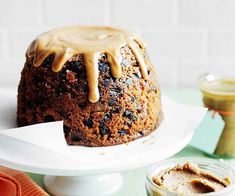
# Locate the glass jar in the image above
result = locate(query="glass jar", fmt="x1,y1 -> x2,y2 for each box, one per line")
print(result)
145,157 -> 235,196
199,73 -> 235,157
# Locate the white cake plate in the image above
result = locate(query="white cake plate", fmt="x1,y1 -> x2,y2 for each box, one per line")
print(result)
0,88 -> 207,196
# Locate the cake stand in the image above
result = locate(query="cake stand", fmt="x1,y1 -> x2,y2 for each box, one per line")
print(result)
0,129 -> 193,196
0,88 -> 207,196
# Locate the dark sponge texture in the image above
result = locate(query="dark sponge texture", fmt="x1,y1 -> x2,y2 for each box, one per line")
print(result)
17,45 -> 162,146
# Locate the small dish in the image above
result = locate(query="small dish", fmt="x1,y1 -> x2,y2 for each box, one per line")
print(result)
146,157 -> 235,196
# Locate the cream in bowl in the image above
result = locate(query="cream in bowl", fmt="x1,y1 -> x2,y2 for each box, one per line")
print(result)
146,158 -> 235,196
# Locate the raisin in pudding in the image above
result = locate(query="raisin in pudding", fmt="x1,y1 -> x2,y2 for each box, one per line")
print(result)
17,26 -> 162,146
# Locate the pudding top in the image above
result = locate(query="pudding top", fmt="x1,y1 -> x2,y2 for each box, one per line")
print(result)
26,26 -> 148,103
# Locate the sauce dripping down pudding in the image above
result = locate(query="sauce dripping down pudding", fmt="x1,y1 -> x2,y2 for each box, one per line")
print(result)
26,26 -> 148,103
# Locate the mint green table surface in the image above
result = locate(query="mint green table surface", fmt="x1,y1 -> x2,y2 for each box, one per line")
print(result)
26,88 -> 230,195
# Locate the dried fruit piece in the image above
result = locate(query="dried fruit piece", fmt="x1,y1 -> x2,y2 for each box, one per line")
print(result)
66,70 -> 76,83
118,129 -> 128,135
99,121 -> 110,136
108,98 -> 116,106
123,110 -> 137,121
109,87 -> 122,96
44,115 -> 54,122
98,62 -> 110,72
112,107 -> 121,114
71,135 -> 82,142
83,118 -> 94,128
63,125 -> 71,134
133,71 -> 142,79
104,113 -> 112,121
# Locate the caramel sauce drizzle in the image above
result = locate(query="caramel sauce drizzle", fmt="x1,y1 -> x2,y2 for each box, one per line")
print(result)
26,26 -> 148,103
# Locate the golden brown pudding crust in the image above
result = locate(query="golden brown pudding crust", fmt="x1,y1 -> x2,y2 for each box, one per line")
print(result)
17,26 -> 162,147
